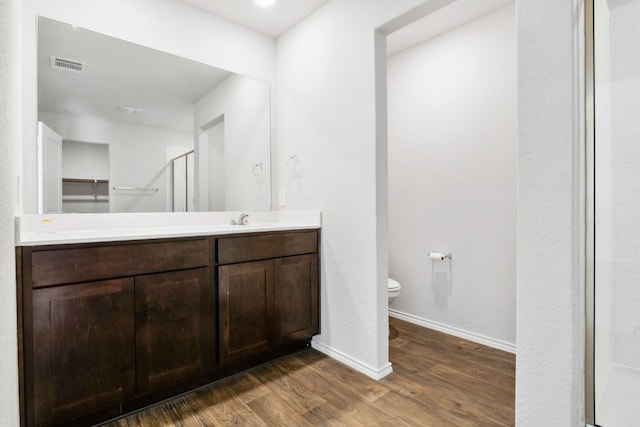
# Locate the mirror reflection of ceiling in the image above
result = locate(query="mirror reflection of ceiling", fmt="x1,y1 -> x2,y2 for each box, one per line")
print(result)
180,0 -> 330,38
38,17 -> 231,132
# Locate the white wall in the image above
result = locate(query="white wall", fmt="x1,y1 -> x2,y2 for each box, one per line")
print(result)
194,73 -> 270,211
516,0 -> 584,425
0,0 -> 22,425
276,0 -> 452,378
21,0 -> 276,213
40,112 -> 193,212
387,5 -> 516,350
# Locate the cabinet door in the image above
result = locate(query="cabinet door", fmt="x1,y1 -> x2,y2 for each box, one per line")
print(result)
32,278 -> 134,427
135,268 -> 213,394
219,260 -> 274,365
274,254 -> 319,343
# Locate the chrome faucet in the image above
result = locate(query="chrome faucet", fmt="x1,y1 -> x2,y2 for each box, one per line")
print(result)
230,212 -> 249,225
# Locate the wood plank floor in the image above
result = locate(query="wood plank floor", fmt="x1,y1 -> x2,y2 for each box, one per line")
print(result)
104,318 -> 515,426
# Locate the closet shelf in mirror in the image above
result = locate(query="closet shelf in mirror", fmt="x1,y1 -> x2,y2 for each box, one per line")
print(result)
62,178 -> 109,204
62,195 -> 109,202
62,178 -> 109,184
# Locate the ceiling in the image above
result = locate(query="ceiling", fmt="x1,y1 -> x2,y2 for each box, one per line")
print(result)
387,0 -> 514,56
179,0 -> 513,55
180,0 -> 330,38
38,18 -> 231,132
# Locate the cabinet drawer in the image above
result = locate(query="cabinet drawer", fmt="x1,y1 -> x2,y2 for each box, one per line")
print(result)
31,239 -> 210,288
217,231 -> 318,264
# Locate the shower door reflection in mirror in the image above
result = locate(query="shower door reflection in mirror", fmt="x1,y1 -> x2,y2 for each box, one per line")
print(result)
594,0 -> 640,425
170,149 -> 194,212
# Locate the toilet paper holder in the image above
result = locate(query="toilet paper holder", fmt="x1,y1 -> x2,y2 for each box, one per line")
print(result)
428,252 -> 452,261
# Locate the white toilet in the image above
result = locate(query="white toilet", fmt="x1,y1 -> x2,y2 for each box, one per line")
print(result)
388,277 -> 401,303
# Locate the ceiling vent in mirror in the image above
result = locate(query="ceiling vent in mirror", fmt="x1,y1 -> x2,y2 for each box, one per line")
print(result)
50,56 -> 85,73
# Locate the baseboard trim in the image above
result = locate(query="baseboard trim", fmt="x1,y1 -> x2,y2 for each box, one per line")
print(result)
388,309 -> 516,354
311,339 -> 393,380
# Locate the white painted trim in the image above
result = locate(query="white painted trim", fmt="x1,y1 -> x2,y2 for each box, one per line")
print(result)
389,309 -> 516,354
311,339 -> 394,381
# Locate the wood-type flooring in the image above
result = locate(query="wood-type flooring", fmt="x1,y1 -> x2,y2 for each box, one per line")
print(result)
104,317 -> 515,426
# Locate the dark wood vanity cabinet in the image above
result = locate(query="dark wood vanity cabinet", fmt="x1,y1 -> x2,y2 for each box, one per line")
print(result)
31,278 -> 135,427
274,254 -> 319,344
217,231 -> 320,366
134,268 -> 213,394
20,238 -> 213,427
219,260 -> 274,365
18,229 -> 320,427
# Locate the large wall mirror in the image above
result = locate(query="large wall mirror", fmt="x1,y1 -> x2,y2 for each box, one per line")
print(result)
37,17 -> 271,214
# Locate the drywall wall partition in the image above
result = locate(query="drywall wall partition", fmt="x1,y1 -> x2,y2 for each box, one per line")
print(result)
21,0 -> 276,213
516,0 -> 584,425
276,0 -> 457,378
387,4 -> 516,350
0,0 -> 22,425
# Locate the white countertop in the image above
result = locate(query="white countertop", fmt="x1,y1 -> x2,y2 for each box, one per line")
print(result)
15,211 -> 321,246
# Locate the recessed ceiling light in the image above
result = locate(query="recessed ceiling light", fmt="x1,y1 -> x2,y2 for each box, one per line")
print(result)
255,0 -> 275,7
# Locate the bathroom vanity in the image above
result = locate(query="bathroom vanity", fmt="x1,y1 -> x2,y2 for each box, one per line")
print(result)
15,213 -> 320,427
